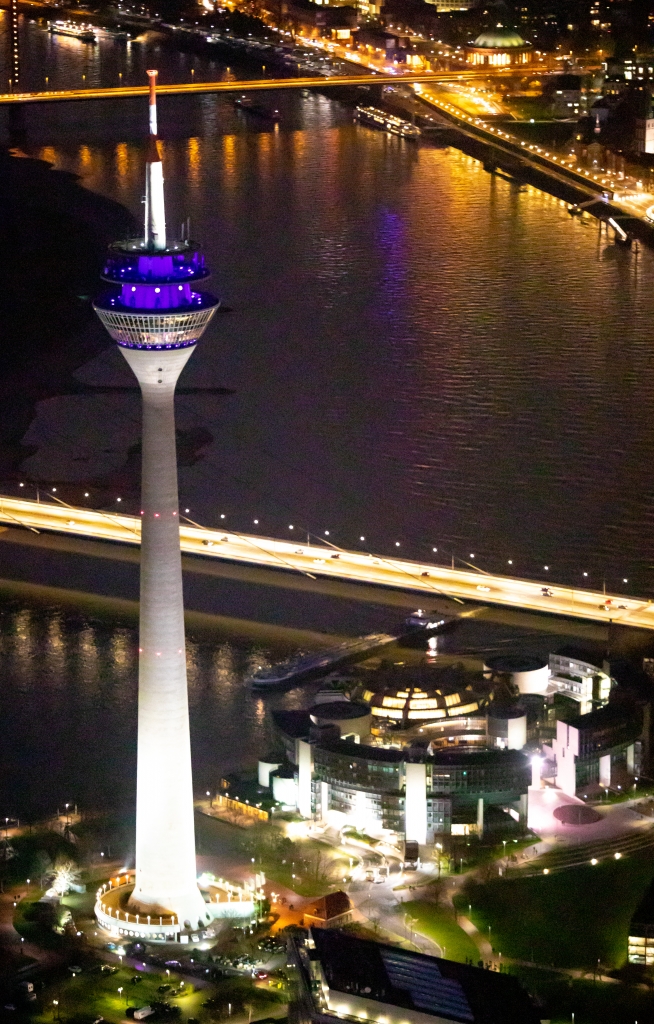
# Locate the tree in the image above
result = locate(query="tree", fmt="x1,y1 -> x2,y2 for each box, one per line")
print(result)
31,850 -> 54,889
51,858 -> 80,896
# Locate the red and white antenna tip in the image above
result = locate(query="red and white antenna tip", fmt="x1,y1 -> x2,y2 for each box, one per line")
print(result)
146,70 -> 158,136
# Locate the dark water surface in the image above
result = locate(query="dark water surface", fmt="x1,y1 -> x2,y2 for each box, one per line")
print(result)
0,592 -> 295,817
2,21 -> 653,591
0,19 -> 653,815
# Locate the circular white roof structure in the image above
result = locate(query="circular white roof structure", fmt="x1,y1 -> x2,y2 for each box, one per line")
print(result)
472,25 -> 530,49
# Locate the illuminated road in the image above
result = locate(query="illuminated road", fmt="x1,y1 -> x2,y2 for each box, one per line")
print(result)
412,84 -> 615,198
412,84 -> 654,222
0,496 -> 651,630
0,70 -> 497,105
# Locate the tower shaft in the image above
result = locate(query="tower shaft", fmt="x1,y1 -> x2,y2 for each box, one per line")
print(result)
122,348 -> 206,927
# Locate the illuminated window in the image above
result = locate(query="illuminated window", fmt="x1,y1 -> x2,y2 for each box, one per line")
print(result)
382,696 -> 406,709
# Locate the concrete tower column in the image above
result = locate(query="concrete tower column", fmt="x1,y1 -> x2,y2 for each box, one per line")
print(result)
122,346 -> 207,927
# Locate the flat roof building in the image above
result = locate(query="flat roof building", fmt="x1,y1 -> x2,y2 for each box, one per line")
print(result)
290,928 -> 541,1024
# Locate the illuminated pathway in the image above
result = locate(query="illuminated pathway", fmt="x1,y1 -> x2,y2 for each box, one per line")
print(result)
0,496 -> 651,629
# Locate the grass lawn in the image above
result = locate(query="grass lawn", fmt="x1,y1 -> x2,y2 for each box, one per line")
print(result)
28,963 -> 284,1023
30,964 -> 202,1023
458,852 -> 654,970
509,965 -> 654,1024
401,901 -> 479,964
504,96 -> 554,121
13,897 -> 64,950
255,836 -> 353,900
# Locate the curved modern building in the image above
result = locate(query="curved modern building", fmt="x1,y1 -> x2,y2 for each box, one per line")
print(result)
313,739 -> 529,843
309,699 -> 372,742
265,644 -> 647,846
271,705 -> 530,844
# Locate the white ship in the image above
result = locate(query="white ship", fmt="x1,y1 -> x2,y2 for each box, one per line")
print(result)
48,21 -> 97,43
355,106 -> 421,140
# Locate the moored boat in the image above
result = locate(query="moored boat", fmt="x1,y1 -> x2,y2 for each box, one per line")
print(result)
355,105 -> 421,140
48,20 -> 97,43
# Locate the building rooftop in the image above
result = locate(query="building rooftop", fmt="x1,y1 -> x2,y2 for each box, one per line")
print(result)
554,646 -> 602,668
567,700 -> 641,732
485,655 -> 546,674
321,737 -> 529,768
471,26 -> 530,50
310,929 -> 540,1024
309,701 -> 370,721
487,702 -> 527,720
305,891 -> 352,922
273,709 -> 312,739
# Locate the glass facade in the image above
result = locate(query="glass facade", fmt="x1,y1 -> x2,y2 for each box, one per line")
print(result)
94,239 -> 219,349
313,741 -> 529,837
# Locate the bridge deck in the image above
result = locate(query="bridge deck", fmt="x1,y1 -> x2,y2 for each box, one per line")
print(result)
0,496 -> 649,629
0,72 -> 487,104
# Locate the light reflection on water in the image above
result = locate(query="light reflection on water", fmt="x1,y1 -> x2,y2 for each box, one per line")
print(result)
31,118 -> 654,594
0,594 -> 312,819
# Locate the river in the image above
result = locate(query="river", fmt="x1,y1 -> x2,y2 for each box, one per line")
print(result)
0,17 -> 652,818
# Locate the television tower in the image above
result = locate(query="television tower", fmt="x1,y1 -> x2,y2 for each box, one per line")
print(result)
94,71 -> 219,934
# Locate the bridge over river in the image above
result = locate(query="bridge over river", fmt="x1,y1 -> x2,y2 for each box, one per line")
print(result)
0,496 -> 651,633
0,70 -> 494,105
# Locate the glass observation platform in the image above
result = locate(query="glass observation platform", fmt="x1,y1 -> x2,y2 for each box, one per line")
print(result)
93,238 -> 219,350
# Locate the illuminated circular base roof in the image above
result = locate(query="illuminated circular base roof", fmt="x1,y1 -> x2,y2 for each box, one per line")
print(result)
471,26 -> 530,50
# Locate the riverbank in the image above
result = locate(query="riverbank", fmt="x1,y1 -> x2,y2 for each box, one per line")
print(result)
0,148 -> 134,484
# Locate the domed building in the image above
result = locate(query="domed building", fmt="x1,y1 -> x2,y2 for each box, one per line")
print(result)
465,25 -> 533,66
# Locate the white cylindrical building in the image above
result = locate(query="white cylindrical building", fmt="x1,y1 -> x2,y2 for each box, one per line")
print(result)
484,655 -> 549,696
94,72 -> 219,935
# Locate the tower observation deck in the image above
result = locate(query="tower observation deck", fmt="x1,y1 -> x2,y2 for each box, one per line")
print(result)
94,72 -> 218,351
93,71 -> 219,942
